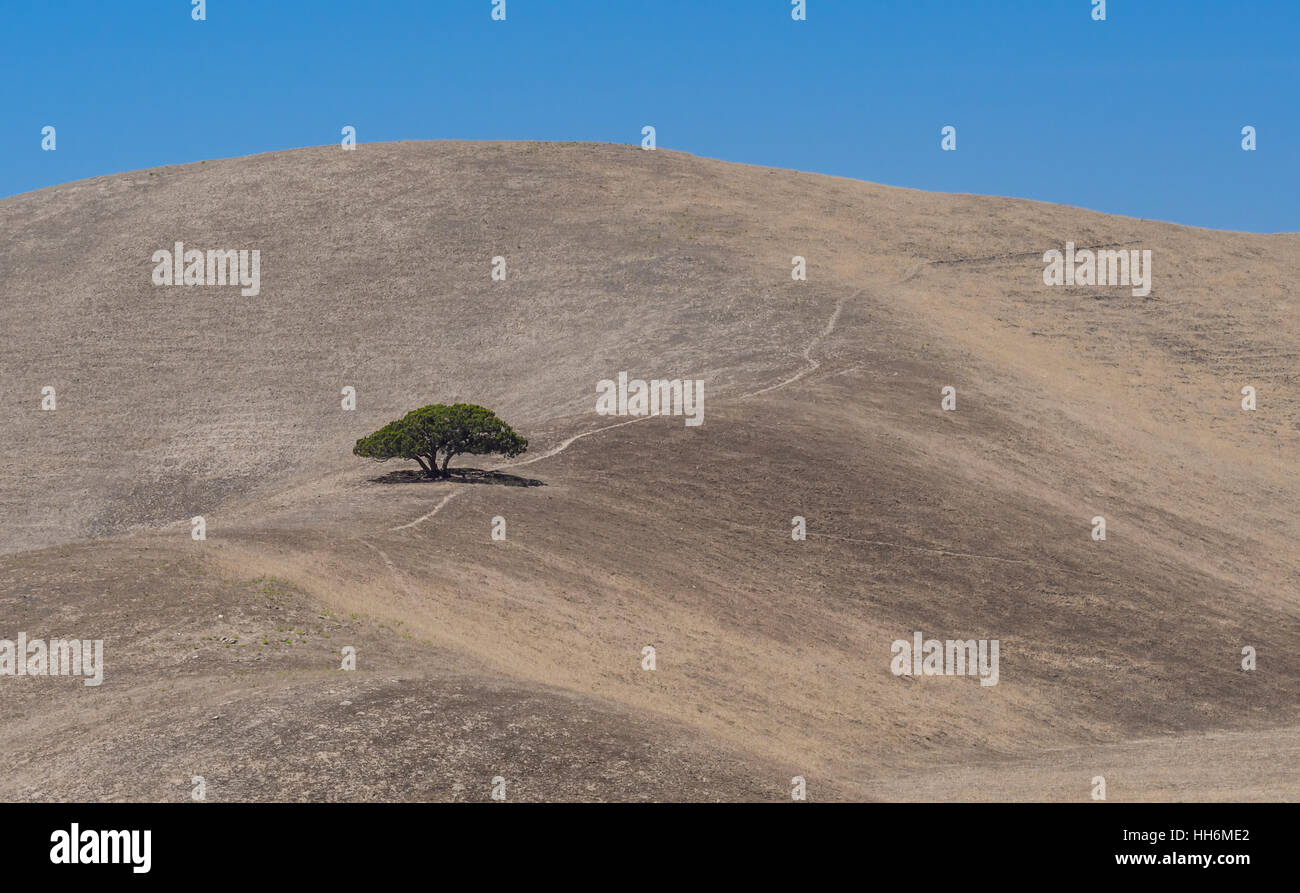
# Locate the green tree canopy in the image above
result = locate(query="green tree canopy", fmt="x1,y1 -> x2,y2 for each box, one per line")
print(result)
353,403 -> 527,479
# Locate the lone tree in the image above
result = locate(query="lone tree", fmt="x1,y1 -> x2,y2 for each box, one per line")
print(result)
353,403 -> 527,479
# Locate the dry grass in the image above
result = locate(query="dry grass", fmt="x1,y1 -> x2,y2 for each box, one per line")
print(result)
1,141 -> 1297,800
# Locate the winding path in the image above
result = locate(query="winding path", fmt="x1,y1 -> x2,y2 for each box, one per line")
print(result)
742,290 -> 854,399
380,292 -> 850,534
383,416 -> 656,532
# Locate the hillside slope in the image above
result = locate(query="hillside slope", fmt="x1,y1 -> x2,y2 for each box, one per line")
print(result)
1,141 -> 1297,800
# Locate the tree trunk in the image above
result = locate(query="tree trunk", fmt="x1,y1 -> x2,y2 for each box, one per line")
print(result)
414,455 -> 436,478
440,451 -> 454,478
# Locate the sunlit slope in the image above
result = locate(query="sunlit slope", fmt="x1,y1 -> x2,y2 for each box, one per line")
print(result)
1,142 -> 1297,800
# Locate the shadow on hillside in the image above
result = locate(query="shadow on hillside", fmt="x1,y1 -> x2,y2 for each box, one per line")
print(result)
367,467 -> 545,488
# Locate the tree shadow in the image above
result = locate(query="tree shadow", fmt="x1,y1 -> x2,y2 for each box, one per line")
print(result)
367,467 -> 545,488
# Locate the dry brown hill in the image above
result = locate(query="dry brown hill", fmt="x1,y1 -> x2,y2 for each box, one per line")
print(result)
1,141 -> 1297,800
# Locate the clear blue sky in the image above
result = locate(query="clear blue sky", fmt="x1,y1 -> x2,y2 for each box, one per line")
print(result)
3,0 -> 1295,232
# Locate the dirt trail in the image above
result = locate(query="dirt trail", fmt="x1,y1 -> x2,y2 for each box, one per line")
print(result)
4,141 -> 1299,801
382,289 -> 853,537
